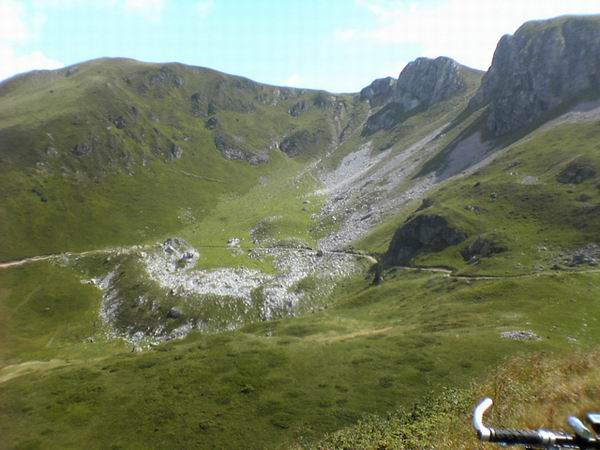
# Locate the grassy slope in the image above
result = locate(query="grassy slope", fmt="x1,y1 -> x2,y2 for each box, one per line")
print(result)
0,59 -> 360,261
3,261 -> 600,449
321,64 -> 483,174
317,349 -> 600,449
2,57 -> 600,450
358,119 -> 600,275
310,111 -> 600,448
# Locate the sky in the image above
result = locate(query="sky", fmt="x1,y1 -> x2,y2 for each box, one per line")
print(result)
1,0 -> 599,92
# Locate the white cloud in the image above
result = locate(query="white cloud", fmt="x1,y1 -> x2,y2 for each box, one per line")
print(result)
0,47 -> 63,81
336,0 -> 600,70
196,0 -> 214,17
283,73 -> 303,87
0,0 -> 33,43
0,0 -> 63,81
123,0 -> 166,20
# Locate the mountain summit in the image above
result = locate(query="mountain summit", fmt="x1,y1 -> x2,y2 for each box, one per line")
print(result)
471,15 -> 600,136
362,56 -> 480,134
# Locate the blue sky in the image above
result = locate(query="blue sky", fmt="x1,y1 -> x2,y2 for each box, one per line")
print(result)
1,0 -> 599,92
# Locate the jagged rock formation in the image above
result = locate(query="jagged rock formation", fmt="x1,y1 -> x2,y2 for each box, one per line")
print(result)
288,99 -> 308,117
384,214 -> 466,266
394,57 -> 467,110
470,15 -> 600,137
359,76 -> 396,107
363,57 -> 467,134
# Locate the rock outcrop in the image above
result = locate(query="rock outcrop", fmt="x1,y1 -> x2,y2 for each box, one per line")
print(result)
288,100 -> 308,117
359,76 -> 396,107
72,142 -> 92,156
557,158 -> 597,184
394,57 -> 466,110
170,144 -> 184,160
461,237 -> 505,262
214,132 -> 268,165
279,129 -> 328,157
384,214 -> 466,266
470,15 -> 600,137
363,57 -> 467,134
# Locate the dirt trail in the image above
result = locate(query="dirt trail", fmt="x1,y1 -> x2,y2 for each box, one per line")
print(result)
0,359 -> 69,384
398,265 -> 600,281
0,255 -> 54,269
0,246 -> 378,271
3,245 -> 600,282
0,246 -> 144,271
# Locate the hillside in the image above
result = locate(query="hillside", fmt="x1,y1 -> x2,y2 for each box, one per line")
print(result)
0,58 -> 368,260
2,14 -> 600,450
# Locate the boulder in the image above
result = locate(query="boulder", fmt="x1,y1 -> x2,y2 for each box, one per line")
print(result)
500,330 -> 540,341
170,144 -> 184,160
114,116 -> 127,129
558,159 -> 596,184
72,142 -> 92,156
167,307 -> 184,319
205,116 -> 218,129
384,214 -> 467,266
569,254 -> 598,266
461,237 -> 505,261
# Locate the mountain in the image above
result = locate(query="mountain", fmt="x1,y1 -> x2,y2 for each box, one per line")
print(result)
362,56 -> 482,135
471,15 -> 600,137
419,15 -> 600,180
0,58 -> 368,260
384,15 -> 600,271
2,14 -> 600,450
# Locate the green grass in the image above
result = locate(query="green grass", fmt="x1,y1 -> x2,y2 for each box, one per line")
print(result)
3,53 -> 600,450
0,58 -> 361,262
317,348 -> 600,450
2,264 -> 600,449
357,119 -> 600,276
0,261 -> 126,366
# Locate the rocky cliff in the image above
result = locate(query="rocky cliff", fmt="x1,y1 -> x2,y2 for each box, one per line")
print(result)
470,15 -> 600,137
363,57 -> 468,134
359,76 -> 396,107
384,214 -> 467,266
394,57 -> 467,110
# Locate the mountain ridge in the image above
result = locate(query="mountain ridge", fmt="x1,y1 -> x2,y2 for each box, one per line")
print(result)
3,13 -> 600,450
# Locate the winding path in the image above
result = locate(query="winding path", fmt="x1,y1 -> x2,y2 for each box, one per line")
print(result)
2,246 -> 600,281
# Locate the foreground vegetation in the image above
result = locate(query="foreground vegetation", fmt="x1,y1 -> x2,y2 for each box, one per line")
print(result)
2,261 -> 600,448
317,350 -> 600,449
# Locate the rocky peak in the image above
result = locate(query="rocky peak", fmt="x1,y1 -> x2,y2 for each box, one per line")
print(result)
362,56 -> 467,134
470,15 -> 600,137
360,76 -> 396,107
394,56 -> 466,109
